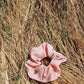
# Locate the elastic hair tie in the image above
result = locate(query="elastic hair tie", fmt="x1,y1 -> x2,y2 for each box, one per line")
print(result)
25,42 -> 67,83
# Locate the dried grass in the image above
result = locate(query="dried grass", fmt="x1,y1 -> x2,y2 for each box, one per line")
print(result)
0,0 -> 84,84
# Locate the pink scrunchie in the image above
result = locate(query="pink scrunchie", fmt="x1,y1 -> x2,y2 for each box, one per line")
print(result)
25,42 -> 67,83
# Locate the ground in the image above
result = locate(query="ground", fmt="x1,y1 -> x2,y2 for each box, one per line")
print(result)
0,0 -> 84,84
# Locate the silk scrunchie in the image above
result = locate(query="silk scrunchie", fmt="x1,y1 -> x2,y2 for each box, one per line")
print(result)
25,42 -> 67,83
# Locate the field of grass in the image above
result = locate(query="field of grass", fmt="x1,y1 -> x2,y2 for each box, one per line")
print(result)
0,0 -> 84,84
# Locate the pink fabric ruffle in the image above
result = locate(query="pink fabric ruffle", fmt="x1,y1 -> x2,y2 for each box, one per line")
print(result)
25,42 -> 67,83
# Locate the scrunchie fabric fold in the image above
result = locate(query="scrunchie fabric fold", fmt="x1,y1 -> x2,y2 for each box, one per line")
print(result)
25,42 -> 67,83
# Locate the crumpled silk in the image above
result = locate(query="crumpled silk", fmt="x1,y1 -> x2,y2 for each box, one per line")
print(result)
25,42 -> 67,83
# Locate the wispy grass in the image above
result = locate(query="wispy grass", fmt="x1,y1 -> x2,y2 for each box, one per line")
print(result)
4,24 -> 12,37
0,0 -> 84,84
12,71 -> 20,80
34,71 -> 38,74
